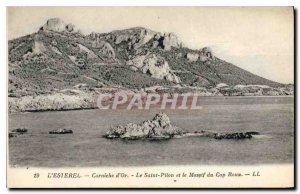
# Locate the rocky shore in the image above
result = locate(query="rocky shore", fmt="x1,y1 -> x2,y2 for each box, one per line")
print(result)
8,84 -> 293,113
8,90 -> 97,113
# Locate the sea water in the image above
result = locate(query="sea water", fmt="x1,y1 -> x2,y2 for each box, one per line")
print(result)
8,96 -> 294,167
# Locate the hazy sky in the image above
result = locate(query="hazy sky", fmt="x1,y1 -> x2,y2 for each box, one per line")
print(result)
7,7 -> 294,83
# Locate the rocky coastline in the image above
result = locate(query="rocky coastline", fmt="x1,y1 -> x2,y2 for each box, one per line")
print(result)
8,84 -> 293,113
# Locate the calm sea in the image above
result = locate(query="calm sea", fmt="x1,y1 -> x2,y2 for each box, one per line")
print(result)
9,96 -> 294,167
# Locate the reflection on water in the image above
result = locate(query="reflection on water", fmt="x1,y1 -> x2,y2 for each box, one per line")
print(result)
9,96 -> 294,167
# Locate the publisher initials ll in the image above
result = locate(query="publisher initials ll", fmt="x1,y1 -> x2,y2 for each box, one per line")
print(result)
252,171 -> 260,176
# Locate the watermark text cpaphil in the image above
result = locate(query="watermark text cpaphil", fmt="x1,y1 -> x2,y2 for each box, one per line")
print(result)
96,92 -> 202,110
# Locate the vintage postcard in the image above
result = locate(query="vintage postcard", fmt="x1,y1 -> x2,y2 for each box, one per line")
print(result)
7,6 -> 294,188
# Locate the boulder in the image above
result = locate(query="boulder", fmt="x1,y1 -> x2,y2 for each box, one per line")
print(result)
185,53 -> 199,62
66,23 -> 75,32
41,18 -> 66,32
159,33 -> 182,50
199,47 -> 215,61
40,18 -> 78,33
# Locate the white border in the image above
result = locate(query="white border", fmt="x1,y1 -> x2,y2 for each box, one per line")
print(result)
1,0 -> 298,193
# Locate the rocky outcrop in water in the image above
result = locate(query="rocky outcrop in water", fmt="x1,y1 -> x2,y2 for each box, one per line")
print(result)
49,128 -> 73,134
209,132 -> 259,140
104,113 -> 185,140
104,113 -> 260,141
12,128 -> 28,133
9,128 -> 28,138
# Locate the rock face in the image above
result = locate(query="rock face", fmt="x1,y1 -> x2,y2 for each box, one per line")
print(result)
40,18 -> 78,33
127,54 -> 181,83
96,28 -> 182,51
126,55 -> 147,70
104,113 -> 184,140
32,40 -> 47,54
90,40 -> 115,59
159,33 -> 182,50
100,42 -> 115,59
141,54 -> 170,79
185,47 -> 214,62
109,27 -> 157,50
199,47 -> 214,61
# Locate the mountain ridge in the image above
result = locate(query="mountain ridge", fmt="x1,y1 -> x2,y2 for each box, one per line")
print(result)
8,18 -> 292,102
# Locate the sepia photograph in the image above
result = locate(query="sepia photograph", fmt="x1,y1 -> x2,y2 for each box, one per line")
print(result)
6,6 -> 294,188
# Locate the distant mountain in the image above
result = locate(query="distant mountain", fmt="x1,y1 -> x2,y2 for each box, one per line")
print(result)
8,18 -> 284,97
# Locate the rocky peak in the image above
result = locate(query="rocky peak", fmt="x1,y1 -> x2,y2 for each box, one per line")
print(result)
152,112 -> 171,128
158,33 -> 183,50
199,47 -> 214,61
111,27 -> 158,49
185,47 -> 215,62
87,27 -> 183,51
40,18 -> 79,33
